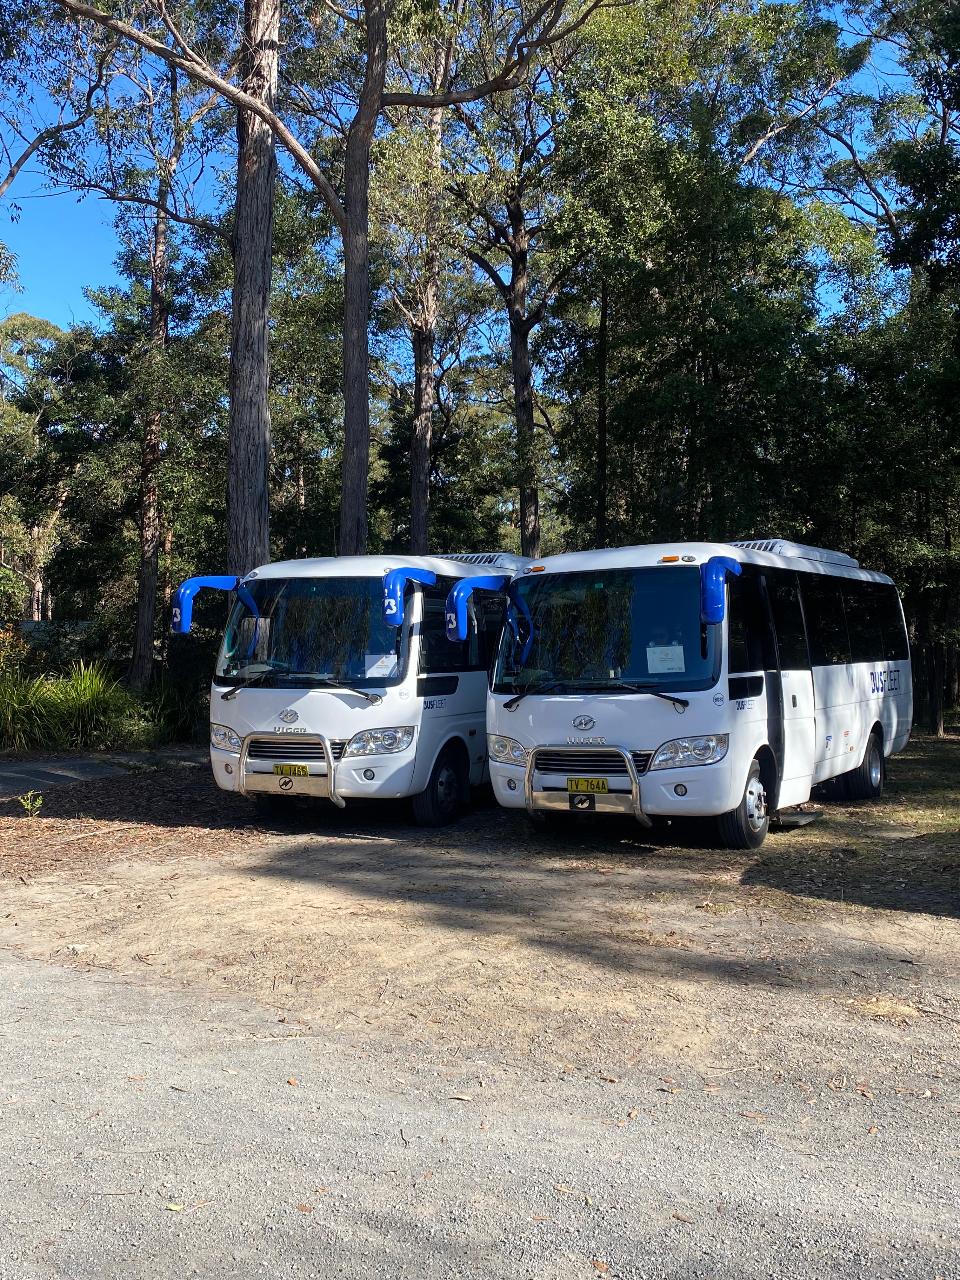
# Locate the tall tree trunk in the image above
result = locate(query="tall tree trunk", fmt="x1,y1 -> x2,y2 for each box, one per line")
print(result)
510,315 -> 539,558
595,277 -> 609,548
128,185 -> 170,692
409,323 -> 435,554
226,0 -> 279,575
338,0 -> 388,556
506,198 -> 539,558
408,90 -> 444,555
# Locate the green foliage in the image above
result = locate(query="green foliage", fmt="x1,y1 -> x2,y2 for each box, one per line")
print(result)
0,654 -> 209,753
17,789 -> 43,818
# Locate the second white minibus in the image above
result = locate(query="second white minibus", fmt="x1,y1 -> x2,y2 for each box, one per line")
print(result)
447,540 -> 912,848
173,553 -> 522,824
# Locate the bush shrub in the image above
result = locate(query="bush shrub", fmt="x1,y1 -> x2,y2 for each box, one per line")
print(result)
0,660 -> 168,754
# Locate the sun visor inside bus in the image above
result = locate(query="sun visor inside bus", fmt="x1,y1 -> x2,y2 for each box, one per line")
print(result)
382,567 -> 437,628
699,556 -> 741,625
171,575 -> 240,634
445,574 -> 512,642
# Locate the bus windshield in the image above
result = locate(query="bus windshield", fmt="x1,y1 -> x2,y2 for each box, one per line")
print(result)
492,566 -> 718,694
215,576 -> 407,687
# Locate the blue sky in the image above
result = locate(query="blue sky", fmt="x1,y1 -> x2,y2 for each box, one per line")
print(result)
1,170 -> 121,329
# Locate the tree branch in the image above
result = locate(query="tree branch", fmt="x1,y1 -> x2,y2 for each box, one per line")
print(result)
48,0 -> 347,231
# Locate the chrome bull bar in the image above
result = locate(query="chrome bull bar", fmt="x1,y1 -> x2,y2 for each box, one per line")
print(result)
523,743 -> 652,828
238,734 -> 346,808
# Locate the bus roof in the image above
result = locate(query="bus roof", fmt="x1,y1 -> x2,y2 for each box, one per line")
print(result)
525,541 -> 895,584
245,552 -> 529,581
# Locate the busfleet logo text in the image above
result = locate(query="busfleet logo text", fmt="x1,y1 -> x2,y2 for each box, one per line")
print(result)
870,669 -> 901,695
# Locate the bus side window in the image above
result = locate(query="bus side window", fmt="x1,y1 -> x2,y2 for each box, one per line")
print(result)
878,584 -> 910,661
420,582 -> 470,673
420,580 -> 492,673
476,593 -> 507,671
767,569 -> 810,670
844,580 -> 885,663
798,574 -> 851,666
728,571 -> 775,673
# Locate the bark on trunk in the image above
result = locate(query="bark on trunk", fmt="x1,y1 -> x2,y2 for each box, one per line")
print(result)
409,325 -> 434,553
510,316 -> 539,558
226,0 -> 279,576
338,0 -> 388,555
128,187 -> 170,692
595,277 -> 609,548
507,197 -> 539,558
408,94 -> 444,555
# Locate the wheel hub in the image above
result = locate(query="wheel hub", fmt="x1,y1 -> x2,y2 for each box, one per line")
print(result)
746,777 -> 767,831
436,765 -> 458,814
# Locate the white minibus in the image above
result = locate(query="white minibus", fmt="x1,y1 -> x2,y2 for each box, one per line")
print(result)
172,553 -> 523,824
446,540 -> 912,848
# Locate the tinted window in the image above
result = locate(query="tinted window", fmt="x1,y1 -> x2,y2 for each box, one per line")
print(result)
420,579 -> 490,674
798,574 -> 851,666
421,580 -> 468,673
766,569 -> 810,670
844,579 -> 886,663
727,570 -> 776,674
877,584 -> 909,660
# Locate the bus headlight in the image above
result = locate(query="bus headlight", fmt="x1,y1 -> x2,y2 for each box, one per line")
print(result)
211,723 -> 242,753
488,734 -> 529,765
344,726 -> 415,756
650,735 -> 729,770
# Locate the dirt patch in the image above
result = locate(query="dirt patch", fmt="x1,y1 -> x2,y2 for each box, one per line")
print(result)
2,741 -> 959,1076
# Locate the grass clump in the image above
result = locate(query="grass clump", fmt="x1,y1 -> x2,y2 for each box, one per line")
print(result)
0,660 -> 156,753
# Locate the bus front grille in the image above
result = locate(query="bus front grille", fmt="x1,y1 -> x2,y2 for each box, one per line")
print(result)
534,749 -> 652,777
246,737 -> 347,763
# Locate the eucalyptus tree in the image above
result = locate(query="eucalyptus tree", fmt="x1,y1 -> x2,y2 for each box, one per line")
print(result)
47,0 -> 598,555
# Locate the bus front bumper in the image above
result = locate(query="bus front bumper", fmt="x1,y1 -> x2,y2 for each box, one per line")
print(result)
490,749 -> 737,823
210,738 -> 418,805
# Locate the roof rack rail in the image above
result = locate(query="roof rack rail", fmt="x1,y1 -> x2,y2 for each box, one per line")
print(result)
441,552 -> 530,571
731,539 -> 859,569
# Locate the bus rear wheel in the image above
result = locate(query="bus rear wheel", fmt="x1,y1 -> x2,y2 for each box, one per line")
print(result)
844,730 -> 884,802
717,759 -> 770,850
412,746 -> 468,827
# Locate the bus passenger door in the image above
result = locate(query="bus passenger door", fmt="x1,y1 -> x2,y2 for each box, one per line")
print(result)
767,570 -> 816,807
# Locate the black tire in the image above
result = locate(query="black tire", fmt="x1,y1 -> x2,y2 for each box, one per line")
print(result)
844,730 -> 884,802
717,758 -> 770,850
412,747 -> 468,827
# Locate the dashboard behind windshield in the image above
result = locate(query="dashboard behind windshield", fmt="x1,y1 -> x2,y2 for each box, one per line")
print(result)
492,566 -> 718,693
215,576 -> 407,687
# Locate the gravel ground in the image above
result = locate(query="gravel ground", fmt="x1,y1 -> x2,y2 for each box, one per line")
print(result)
1,739 -> 958,1277
0,950 -> 957,1280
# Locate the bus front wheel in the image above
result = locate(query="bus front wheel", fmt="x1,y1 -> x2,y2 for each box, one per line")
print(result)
412,746 -> 468,827
717,759 -> 770,850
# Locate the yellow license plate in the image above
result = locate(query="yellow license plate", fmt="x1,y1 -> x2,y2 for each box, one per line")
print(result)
567,777 -> 609,794
273,763 -> 309,778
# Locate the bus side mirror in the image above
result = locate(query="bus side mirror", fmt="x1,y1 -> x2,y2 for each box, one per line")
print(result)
172,575 -> 239,634
700,557 -> 741,625
382,567 -> 437,628
445,574 -> 511,642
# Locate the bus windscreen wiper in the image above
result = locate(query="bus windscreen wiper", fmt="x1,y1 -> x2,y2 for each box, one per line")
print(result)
220,669 -> 277,700
584,681 -> 690,709
296,674 -> 383,705
221,669 -> 382,704
503,681 -> 566,711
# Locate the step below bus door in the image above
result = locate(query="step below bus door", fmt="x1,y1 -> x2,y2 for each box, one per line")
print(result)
778,667 -> 817,807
